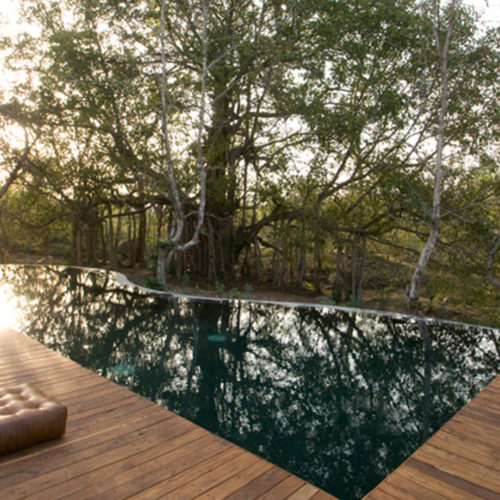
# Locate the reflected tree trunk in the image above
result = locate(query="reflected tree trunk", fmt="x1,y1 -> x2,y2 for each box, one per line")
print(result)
418,319 -> 433,442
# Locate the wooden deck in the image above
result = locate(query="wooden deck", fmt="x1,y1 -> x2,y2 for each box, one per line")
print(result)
364,373 -> 500,499
0,327 -> 336,500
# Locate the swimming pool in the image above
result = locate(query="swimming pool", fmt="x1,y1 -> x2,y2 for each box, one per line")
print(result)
1,265 -> 498,499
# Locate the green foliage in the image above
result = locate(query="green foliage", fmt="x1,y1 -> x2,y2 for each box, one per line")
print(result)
181,273 -> 191,287
346,297 -> 362,309
214,281 -> 225,296
144,277 -> 164,291
331,290 -> 342,304
158,240 -> 178,248
243,283 -> 253,297
379,289 -> 389,310
0,187 -> 70,257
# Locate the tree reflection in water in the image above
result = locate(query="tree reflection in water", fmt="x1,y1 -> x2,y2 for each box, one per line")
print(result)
1,265 -> 498,500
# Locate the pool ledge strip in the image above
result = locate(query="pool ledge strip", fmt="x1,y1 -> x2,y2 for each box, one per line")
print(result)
103,265 -> 500,332
5,263 -> 498,332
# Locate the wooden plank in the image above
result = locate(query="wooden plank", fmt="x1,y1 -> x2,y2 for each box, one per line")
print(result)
467,392 -> 500,412
224,467 -> 291,500
310,490 -> 340,500
385,461 -> 481,500
365,481 -> 412,500
449,414 -> 500,447
60,384 -> 131,412
383,470 -> 457,500
124,447 -> 247,500
489,377 -> 500,390
2,375 -> 112,404
429,430 -> 500,472
69,393 -> 140,422
0,362 -> 86,384
65,401 -> 168,441
0,358 -> 96,380
258,475 -> 305,499
157,449 -> 263,498
0,403 -> 166,468
460,405 -> 500,428
65,430 -> 224,498
287,483 -> 321,499
406,458 -> 499,500
415,444 -> 500,491
442,418 -> 500,451
196,459 -> 275,498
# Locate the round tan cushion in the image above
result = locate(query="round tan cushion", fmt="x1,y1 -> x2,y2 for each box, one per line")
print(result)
0,383 -> 67,455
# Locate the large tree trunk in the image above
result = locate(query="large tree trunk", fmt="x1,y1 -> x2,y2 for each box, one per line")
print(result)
135,207 -> 147,266
195,215 -> 237,280
156,245 -> 168,285
297,245 -> 307,286
332,246 -> 348,302
313,240 -> 323,295
253,239 -> 262,280
106,205 -> 119,269
71,219 -> 82,266
191,63 -> 239,280
487,234 -> 500,288
86,213 -> 98,266
351,233 -> 367,304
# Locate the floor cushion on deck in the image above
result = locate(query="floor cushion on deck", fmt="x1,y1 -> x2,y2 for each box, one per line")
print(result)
0,383 -> 67,455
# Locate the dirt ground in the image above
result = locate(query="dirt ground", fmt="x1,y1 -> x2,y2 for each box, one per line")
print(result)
125,270 -> 327,304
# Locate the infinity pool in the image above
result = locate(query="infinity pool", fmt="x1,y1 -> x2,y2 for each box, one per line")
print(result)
1,265 -> 498,499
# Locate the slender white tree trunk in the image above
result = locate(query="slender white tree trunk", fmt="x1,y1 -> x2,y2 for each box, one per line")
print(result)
157,0 -> 209,286
159,0 -> 186,245
408,0 -> 455,311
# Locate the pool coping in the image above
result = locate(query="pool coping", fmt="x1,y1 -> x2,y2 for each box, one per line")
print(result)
78,264 -> 497,332
2,263 -> 497,332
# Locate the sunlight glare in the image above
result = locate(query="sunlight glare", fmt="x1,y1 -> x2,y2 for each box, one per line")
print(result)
0,284 -> 21,329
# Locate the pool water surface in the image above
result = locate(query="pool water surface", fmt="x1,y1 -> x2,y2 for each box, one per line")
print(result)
1,265 -> 498,499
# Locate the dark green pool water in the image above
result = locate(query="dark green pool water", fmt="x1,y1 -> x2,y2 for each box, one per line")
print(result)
1,265 -> 499,499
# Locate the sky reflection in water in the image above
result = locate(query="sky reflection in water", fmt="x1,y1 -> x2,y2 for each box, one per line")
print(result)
1,264 -> 499,500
